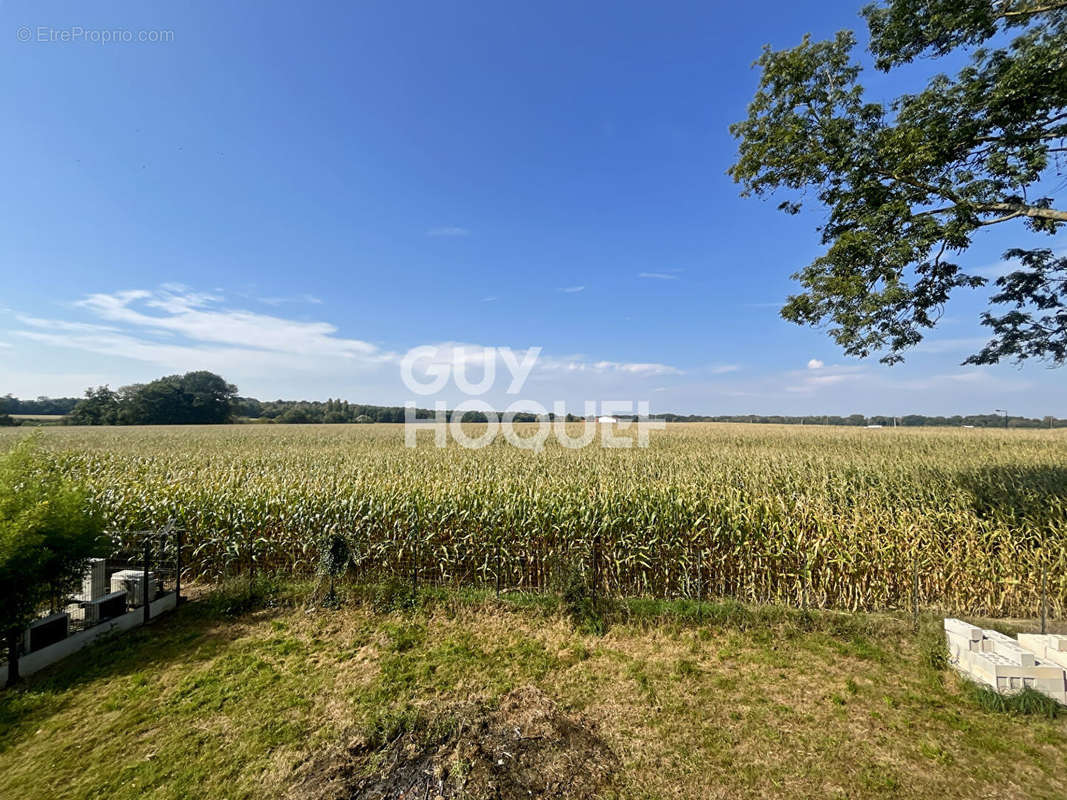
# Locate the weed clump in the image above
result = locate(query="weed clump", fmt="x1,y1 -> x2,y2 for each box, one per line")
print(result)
962,683 -> 1061,719
558,566 -> 615,634
370,578 -> 419,613
203,575 -> 289,618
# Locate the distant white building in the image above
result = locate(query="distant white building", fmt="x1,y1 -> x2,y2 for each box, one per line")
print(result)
597,416 -> 618,424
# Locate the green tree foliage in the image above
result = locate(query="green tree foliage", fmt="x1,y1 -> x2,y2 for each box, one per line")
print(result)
968,247 -> 1067,363
68,386 -> 123,426
67,373 -> 237,426
0,440 -> 103,684
1,395 -> 79,415
656,412 -> 1062,427
121,371 -> 238,425
730,0 -> 1066,365
234,398 -> 440,424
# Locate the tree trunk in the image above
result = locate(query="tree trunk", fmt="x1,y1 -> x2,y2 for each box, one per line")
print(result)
5,628 -> 19,687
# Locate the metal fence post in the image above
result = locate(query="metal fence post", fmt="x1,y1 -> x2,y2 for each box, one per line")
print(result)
143,536 -> 152,625
1041,558 -> 1048,635
697,547 -> 706,624
590,534 -> 600,604
697,547 -> 705,603
411,530 -> 419,597
495,541 -> 502,597
5,629 -> 19,687
175,528 -> 183,606
911,560 -> 919,628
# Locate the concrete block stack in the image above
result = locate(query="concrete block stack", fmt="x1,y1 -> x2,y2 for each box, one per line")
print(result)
944,619 -> 1067,705
1017,634 -> 1067,670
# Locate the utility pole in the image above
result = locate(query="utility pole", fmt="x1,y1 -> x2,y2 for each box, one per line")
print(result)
995,409 -> 1008,429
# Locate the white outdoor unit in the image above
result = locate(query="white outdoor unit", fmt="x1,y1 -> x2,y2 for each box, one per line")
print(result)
67,558 -> 109,622
81,558 -> 107,601
110,569 -> 160,606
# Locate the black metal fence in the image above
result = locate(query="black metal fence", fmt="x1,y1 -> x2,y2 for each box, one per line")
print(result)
3,527 -> 184,669
209,530 -> 1060,628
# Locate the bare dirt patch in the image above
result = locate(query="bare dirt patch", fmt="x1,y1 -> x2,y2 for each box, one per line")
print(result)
288,686 -> 618,799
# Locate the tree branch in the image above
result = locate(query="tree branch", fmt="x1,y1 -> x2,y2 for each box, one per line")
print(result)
977,202 -> 1067,222
917,202 -> 1067,223
876,170 -> 1067,223
977,210 -> 1025,225
998,0 -> 1067,19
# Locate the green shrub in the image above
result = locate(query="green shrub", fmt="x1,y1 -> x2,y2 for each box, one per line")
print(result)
0,439 -> 104,684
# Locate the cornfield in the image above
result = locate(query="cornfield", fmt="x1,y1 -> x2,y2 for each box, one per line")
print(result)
2,422 -> 1065,616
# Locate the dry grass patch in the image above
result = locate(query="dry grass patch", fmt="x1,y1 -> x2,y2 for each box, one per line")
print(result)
0,588 -> 1065,800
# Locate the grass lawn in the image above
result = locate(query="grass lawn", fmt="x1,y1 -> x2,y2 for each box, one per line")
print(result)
1,582 -> 1064,799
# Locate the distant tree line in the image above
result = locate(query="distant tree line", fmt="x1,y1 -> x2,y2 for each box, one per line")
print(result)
0,396 -> 80,415
236,397 -> 431,424
233,398 -> 559,424
657,414 -> 1065,429
2,372 -> 1063,428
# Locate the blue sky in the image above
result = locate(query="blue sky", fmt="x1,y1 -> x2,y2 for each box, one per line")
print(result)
1,0 -> 1064,416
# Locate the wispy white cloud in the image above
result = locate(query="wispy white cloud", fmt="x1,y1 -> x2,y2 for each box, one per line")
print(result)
426,226 -> 470,237
257,293 -> 323,306
911,337 -> 987,355
14,288 -> 686,400
638,272 -> 678,280
17,316 -> 122,334
973,244 -> 1067,278
924,369 -> 1033,391
481,296 -> 497,303
13,287 -> 393,380
559,286 -> 585,294
592,361 -> 681,376
780,360 -> 1033,398
405,343 -> 682,379
71,287 -> 382,359
14,328 -> 308,374
552,359 -> 681,377
785,363 -> 865,393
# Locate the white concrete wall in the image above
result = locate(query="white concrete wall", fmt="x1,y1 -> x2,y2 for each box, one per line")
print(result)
1,592 -> 177,686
